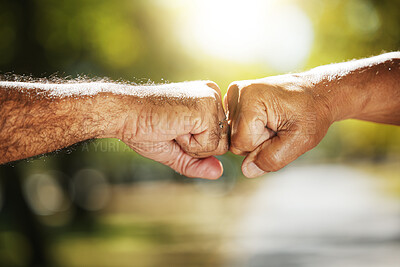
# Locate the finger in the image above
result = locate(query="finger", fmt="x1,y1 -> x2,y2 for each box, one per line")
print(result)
205,81 -> 222,99
183,113 -> 228,158
172,151 -> 223,179
231,109 -> 275,153
214,83 -> 230,156
176,119 -> 228,158
227,83 -> 275,155
241,130 -> 312,178
176,83 -> 229,157
212,120 -> 229,156
175,128 -> 220,158
206,81 -> 227,125
225,82 -> 239,122
148,140 -> 224,179
226,83 -> 245,155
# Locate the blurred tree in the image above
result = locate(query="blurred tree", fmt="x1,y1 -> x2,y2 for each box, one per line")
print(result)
0,166 -> 48,266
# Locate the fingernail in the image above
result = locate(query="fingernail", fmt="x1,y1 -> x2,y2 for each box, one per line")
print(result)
243,162 -> 265,178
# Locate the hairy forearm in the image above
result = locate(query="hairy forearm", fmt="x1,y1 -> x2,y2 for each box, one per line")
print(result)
304,52 -> 400,125
0,80 -> 223,165
0,82 -> 126,164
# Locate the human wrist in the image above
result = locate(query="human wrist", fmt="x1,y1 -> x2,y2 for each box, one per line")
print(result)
90,90 -> 138,140
301,68 -> 360,123
301,53 -> 400,123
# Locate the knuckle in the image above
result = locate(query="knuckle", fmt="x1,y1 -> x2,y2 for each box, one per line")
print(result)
228,81 -> 240,91
203,83 -> 222,102
211,90 -> 221,103
205,81 -> 221,94
239,84 -> 261,100
227,82 -> 240,100
239,84 -> 251,94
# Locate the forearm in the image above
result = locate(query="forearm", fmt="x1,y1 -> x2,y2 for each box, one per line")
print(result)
304,52 -> 400,125
0,82 -> 129,164
0,80 -> 224,165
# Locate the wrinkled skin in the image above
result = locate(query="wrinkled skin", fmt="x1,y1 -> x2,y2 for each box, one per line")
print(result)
225,75 -> 332,178
225,52 -> 400,178
0,80 -> 228,180
118,81 -> 229,179
1,53 -> 398,179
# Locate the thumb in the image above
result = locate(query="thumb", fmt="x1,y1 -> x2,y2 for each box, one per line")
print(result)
242,130 -> 314,178
164,141 -> 223,179
132,140 -> 223,179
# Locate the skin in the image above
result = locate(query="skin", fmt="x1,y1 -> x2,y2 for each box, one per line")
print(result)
0,80 -> 228,179
225,52 -> 400,178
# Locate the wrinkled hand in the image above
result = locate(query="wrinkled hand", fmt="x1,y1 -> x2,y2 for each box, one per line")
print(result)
225,75 -> 333,178
119,81 -> 228,179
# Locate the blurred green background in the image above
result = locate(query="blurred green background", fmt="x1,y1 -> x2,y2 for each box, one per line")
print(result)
0,0 -> 399,266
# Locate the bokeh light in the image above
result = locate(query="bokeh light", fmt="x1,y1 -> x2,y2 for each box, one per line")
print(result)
72,169 -> 110,211
23,172 -> 71,216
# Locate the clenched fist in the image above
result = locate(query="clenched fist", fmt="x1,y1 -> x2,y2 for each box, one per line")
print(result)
225,75 -> 332,178
118,81 -> 229,179
225,52 -> 400,178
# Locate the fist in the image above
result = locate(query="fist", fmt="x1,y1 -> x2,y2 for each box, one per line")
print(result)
225,74 -> 333,178
120,81 -> 229,179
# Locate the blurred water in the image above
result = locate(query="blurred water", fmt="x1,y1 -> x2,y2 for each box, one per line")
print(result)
229,165 -> 400,267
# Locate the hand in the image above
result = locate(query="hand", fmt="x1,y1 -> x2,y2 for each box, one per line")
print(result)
117,81 -> 228,179
225,74 -> 333,178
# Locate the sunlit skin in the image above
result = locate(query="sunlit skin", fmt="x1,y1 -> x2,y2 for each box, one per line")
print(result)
226,52 -> 400,178
0,81 -> 228,179
0,53 -> 399,179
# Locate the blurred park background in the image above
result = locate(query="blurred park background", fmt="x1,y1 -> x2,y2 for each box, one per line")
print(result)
0,0 -> 399,266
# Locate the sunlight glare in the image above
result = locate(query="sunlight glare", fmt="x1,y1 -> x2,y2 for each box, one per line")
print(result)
172,0 -> 314,72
